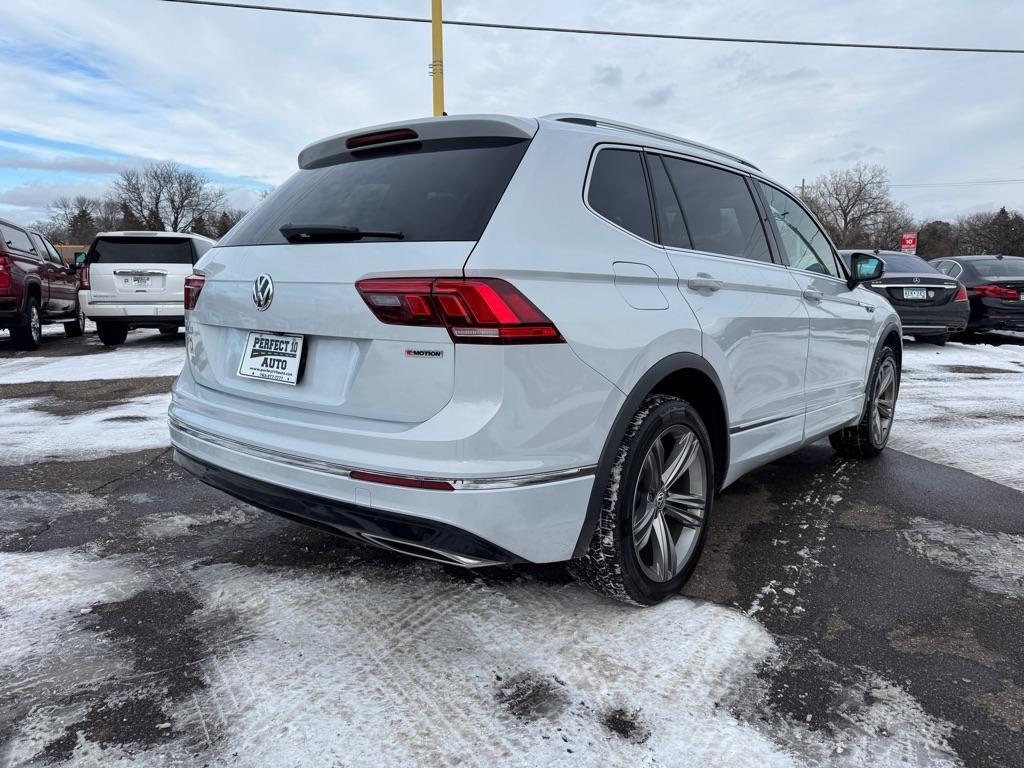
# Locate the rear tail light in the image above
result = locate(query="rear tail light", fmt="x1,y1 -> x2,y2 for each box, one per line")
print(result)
355,277 -> 564,344
954,283 -> 968,302
974,284 -> 1020,301
184,273 -> 206,310
0,257 -> 10,293
349,469 -> 454,492
79,265 -> 90,291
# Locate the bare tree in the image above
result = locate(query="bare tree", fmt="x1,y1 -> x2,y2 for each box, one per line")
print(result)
112,162 -> 226,233
801,163 -> 895,248
956,207 -> 1024,256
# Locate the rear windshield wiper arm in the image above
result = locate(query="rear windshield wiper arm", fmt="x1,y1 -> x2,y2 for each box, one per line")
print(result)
279,224 -> 404,243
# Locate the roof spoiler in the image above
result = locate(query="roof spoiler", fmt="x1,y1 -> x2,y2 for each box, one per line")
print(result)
298,115 -> 538,170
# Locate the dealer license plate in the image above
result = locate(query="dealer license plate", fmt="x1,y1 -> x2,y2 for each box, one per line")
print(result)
237,332 -> 305,385
903,287 -> 927,300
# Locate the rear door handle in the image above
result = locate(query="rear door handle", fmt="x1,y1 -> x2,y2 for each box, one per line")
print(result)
802,289 -> 823,302
687,277 -> 723,292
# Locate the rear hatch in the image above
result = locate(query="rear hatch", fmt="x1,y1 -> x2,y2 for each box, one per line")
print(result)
87,236 -> 196,303
190,119 -> 534,424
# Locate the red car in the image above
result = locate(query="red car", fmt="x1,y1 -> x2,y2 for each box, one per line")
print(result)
0,217 -> 85,350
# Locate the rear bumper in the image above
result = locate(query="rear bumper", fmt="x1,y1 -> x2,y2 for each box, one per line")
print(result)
168,412 -> 597,564
969,311 -> 1024,332
173,449 -> 524,566
896,306 -> 969,335
82,292 -> 183,324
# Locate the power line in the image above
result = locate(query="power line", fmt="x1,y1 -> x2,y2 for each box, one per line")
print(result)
891,179 -> 1024,188
158,0 -> 1024,55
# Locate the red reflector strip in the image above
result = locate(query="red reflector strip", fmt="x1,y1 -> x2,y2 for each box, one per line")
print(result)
345,129 -> 419,150
349,470 -> 454,492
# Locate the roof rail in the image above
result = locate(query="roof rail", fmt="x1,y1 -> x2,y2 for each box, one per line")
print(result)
542,113 -> 760,171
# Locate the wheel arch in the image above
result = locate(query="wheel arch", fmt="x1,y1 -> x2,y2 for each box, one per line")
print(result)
571,352 -> 729,559
877,321 -> 903,374
22,278 -> 42,311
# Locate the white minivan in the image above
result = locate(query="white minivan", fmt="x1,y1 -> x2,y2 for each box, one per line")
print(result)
169,114 -> 900,605
80,230 -> 215,345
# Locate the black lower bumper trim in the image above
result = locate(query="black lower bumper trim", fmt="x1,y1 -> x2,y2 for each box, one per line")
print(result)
173,449 -> 522,567
91,315 -> 183,328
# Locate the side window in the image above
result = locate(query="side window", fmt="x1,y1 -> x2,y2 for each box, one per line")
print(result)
948,262 -> 963,279
756,182 -> 841,279
934,261 -> 953,276
661,157 -> 772,262
646,155 -> 690,248
44,239 -> 64,265
194,239 -> 213,258
587,148 -> 655,241
2,223 -> 36,254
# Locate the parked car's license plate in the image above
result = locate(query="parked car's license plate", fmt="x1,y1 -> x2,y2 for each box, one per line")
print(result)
123,276 -> 151,288
237,332 -> 304,385
903,287 -> 927,300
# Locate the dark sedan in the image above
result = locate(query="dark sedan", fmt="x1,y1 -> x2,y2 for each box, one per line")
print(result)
930,254 -> 1024,334
840,250 -> 969,345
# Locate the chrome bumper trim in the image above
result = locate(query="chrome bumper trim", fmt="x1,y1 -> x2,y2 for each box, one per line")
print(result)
168,416 -> 597,490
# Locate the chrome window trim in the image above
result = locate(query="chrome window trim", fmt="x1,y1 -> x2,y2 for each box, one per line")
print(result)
169,416 -> 597,490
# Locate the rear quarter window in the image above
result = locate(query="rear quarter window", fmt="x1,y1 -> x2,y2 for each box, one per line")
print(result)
88,237 -> 195,264
219,137 -> 530,246
587,148 -> 655,241
1,223 -> 36,254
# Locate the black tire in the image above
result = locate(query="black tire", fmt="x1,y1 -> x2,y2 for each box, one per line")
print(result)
829,345 -> 899,459
96,321 -> 129,346
159,327 -> 179,336
64,302 -> 86,338
10,295 -> 42,351
913,333 -> 948,346
569,395 -> 715,606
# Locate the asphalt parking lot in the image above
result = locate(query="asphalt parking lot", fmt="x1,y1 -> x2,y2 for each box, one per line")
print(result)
2,328 -> 1023,767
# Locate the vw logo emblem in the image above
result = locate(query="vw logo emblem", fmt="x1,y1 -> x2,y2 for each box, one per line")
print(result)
253,274 -> 274,311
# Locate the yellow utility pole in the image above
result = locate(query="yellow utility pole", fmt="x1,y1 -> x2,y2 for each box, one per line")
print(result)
431,0 -> 445,116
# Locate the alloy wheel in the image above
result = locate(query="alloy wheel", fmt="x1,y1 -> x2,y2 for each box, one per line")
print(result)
871,358 -> 897,445
30,305 -> 41,344
631,425 -> 708,582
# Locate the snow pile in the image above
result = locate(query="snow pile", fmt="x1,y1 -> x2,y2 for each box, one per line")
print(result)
0,393 -> 171,465
0,342 -> 184,384
890,340 -> 1024,491
902,517 -> 1024,599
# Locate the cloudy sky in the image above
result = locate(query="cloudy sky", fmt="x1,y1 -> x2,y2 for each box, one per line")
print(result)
1,0 -> 1022,226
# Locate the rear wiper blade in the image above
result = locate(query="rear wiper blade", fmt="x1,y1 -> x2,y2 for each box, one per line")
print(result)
279,224 -> 404,243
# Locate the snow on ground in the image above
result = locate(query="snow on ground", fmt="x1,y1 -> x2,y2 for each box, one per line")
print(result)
889,340 -> 1024,492
902,517 -> 1024,599
0,339 -> 184,384
0,393 -> 171,465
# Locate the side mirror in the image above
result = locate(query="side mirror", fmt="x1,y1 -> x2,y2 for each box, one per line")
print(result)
847,252 -> 885,290
74,252 -> 87,268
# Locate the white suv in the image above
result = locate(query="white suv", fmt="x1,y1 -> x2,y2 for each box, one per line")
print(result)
80,230 -> 215,345
169,115 -> 900,605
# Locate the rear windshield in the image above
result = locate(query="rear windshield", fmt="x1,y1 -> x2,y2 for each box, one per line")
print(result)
89,237 -> 195,264
218,137 -> 530,247
971,258 -> 1024,279
876,253 -> 934,274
